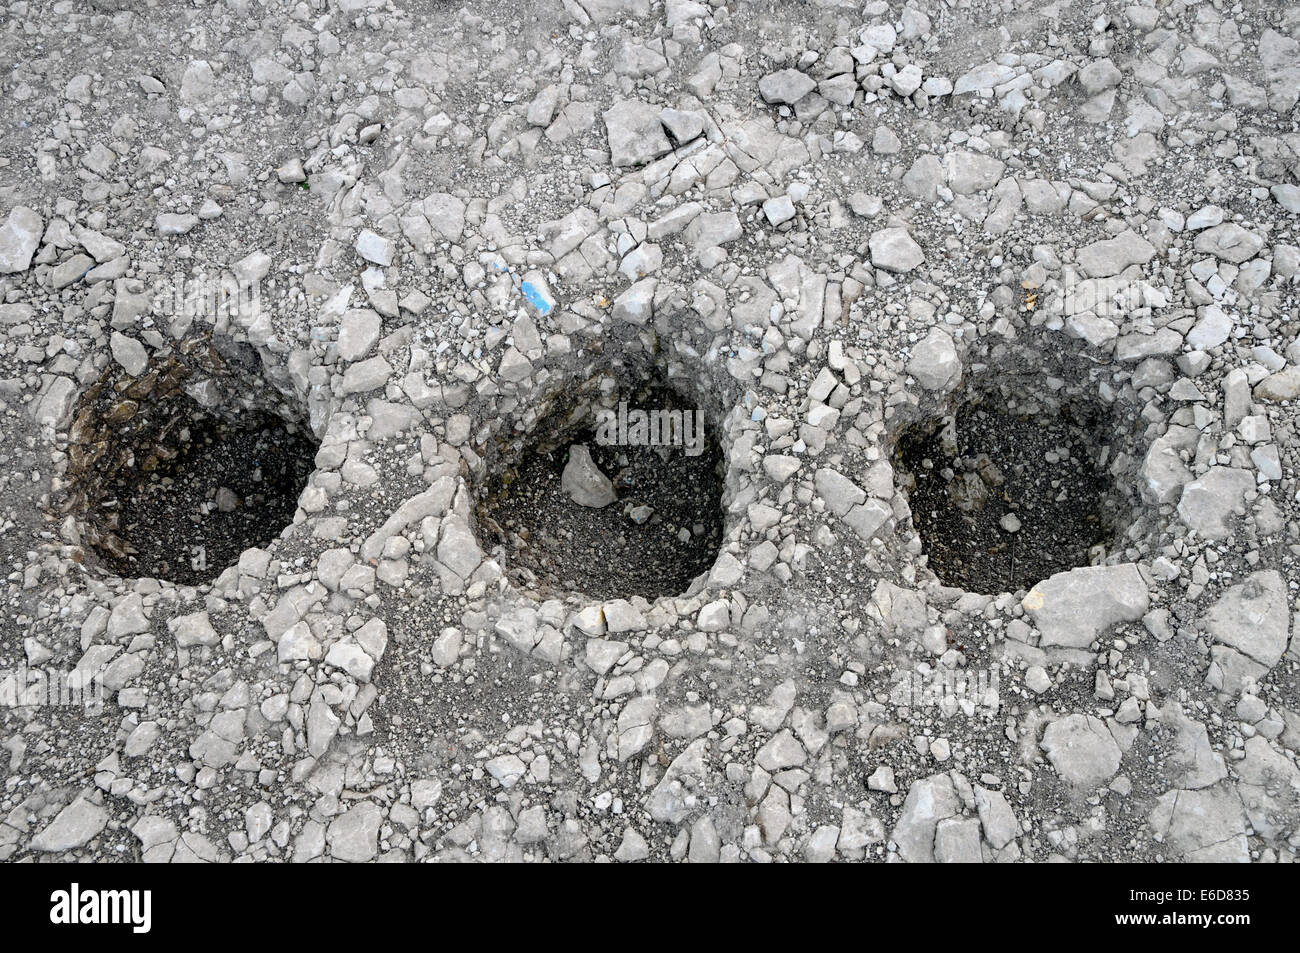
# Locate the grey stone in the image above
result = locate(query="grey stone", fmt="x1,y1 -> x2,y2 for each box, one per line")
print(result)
1177,466 -> 1254,539
430,628 -> 462,668
1254,365 -> 1300,401
613,278 -> 655,325
907,327 -> 961,391
108,593 -> 151,638
0,206 -> 43,273
31,375 -> 77,428
485,754 -> 527,788
1194,223 -> 1263,263
814,468 -> 865,517
1200,570 -> 1289,669
903,155 -> 944,201
109,332 -> 148,376
1077,229 -> 1156,278
338,309 -> 382,361
614,827 -> 650,861
584,637 -> 628,676
340,355 -> 393,395
1041,714 -> 1122,788
1271,184 -> 1300,214
843,500 -> 892,542
974,786 -> 1018,848
756,729 -> 806,771
170,611 -> 219,648
436,516 -> 482,578
869,227 -> 925,273
1186,305 -> 1232,350
1148,784 -> 1249,862
1140,425 -> 1196,503
1162,707 -> 1227,790
578,0 -> 650,23
953,62 -> 1017,95
51,254 -> 94,289
324,637 -> 373,681
562,444 -> 616,508
647,739 -> 708,823
498,346 -> 532,383
659,107 -> 704,143
421,192 -> 466,242
155,213 -> 199,236
889,64 -> 923,97
685,211 -> 742,250
762,195 -> 796,226
1186,205 -> 1225,230
603,599 -> 647,632
179,59 -> 215,102
276,158 -> 306,183
355,229 -> 394,266
31,797 -> 109,852
275,621 -> 318,663
758,68 -> 816,104
933,817 -> 983,863
306,693 -> 339,756
1023,564 -> 1149,649
617,696 -> 656,762
945,150 -> 1005,195
603,100 -> 672,167
1077,58 -> 1122,93
1115,328 -> 1182,361
326,801 -> 382,862
892,774 -> 960,863
1235,735 -> 1300,840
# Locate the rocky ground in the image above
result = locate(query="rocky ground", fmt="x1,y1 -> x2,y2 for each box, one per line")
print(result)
0,0 -> 1298,863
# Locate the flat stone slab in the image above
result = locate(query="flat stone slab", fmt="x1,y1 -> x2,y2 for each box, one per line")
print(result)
1023,564 -> 1149,649
1200,570 -> 1290,669
1177,466 -> 1255,539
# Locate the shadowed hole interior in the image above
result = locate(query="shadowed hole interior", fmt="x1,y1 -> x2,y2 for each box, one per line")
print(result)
60,335 -> 317,585
474,370 -> 725,601
894,353 -> 1135,595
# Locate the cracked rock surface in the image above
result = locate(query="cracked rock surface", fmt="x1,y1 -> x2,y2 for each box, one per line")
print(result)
0,0 -> 1298,864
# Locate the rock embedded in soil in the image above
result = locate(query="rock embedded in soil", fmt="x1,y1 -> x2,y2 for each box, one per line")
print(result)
561,444 -> 618,508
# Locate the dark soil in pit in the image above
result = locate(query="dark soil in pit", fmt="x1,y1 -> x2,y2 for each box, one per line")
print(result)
897,399 -> 1116,594
475,384 -> 725,601
97,411 -> 316,585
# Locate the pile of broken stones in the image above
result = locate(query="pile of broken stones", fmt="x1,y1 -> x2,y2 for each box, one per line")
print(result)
0,0 -> 1297,863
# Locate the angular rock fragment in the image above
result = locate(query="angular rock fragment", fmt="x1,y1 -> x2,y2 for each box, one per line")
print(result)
868,227 -> 925,273
0,206 -> 43,274
1076,230 -> 1155,278
758,69 -> 816,105
603,100 -> 672,167
1200,570 -> 1290,670
907,327 -> 960,391
1177,466 -> 1254,539
31,797 -> 109,852
562,444 -> 617,508
1022,564 -> 1149,649
1040,714 -> 1122,789
1193,223 -> 1263,263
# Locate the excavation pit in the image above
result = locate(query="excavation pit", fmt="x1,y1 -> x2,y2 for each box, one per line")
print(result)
474,373 -> 725,602
895,348 -> 1137,596
61,336 -> 317,586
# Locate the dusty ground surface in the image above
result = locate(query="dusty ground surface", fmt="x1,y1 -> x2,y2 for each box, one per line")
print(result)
0,0 -> 1298,863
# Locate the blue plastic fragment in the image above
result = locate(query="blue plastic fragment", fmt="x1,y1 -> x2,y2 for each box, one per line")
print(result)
520,281 -> 552,315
